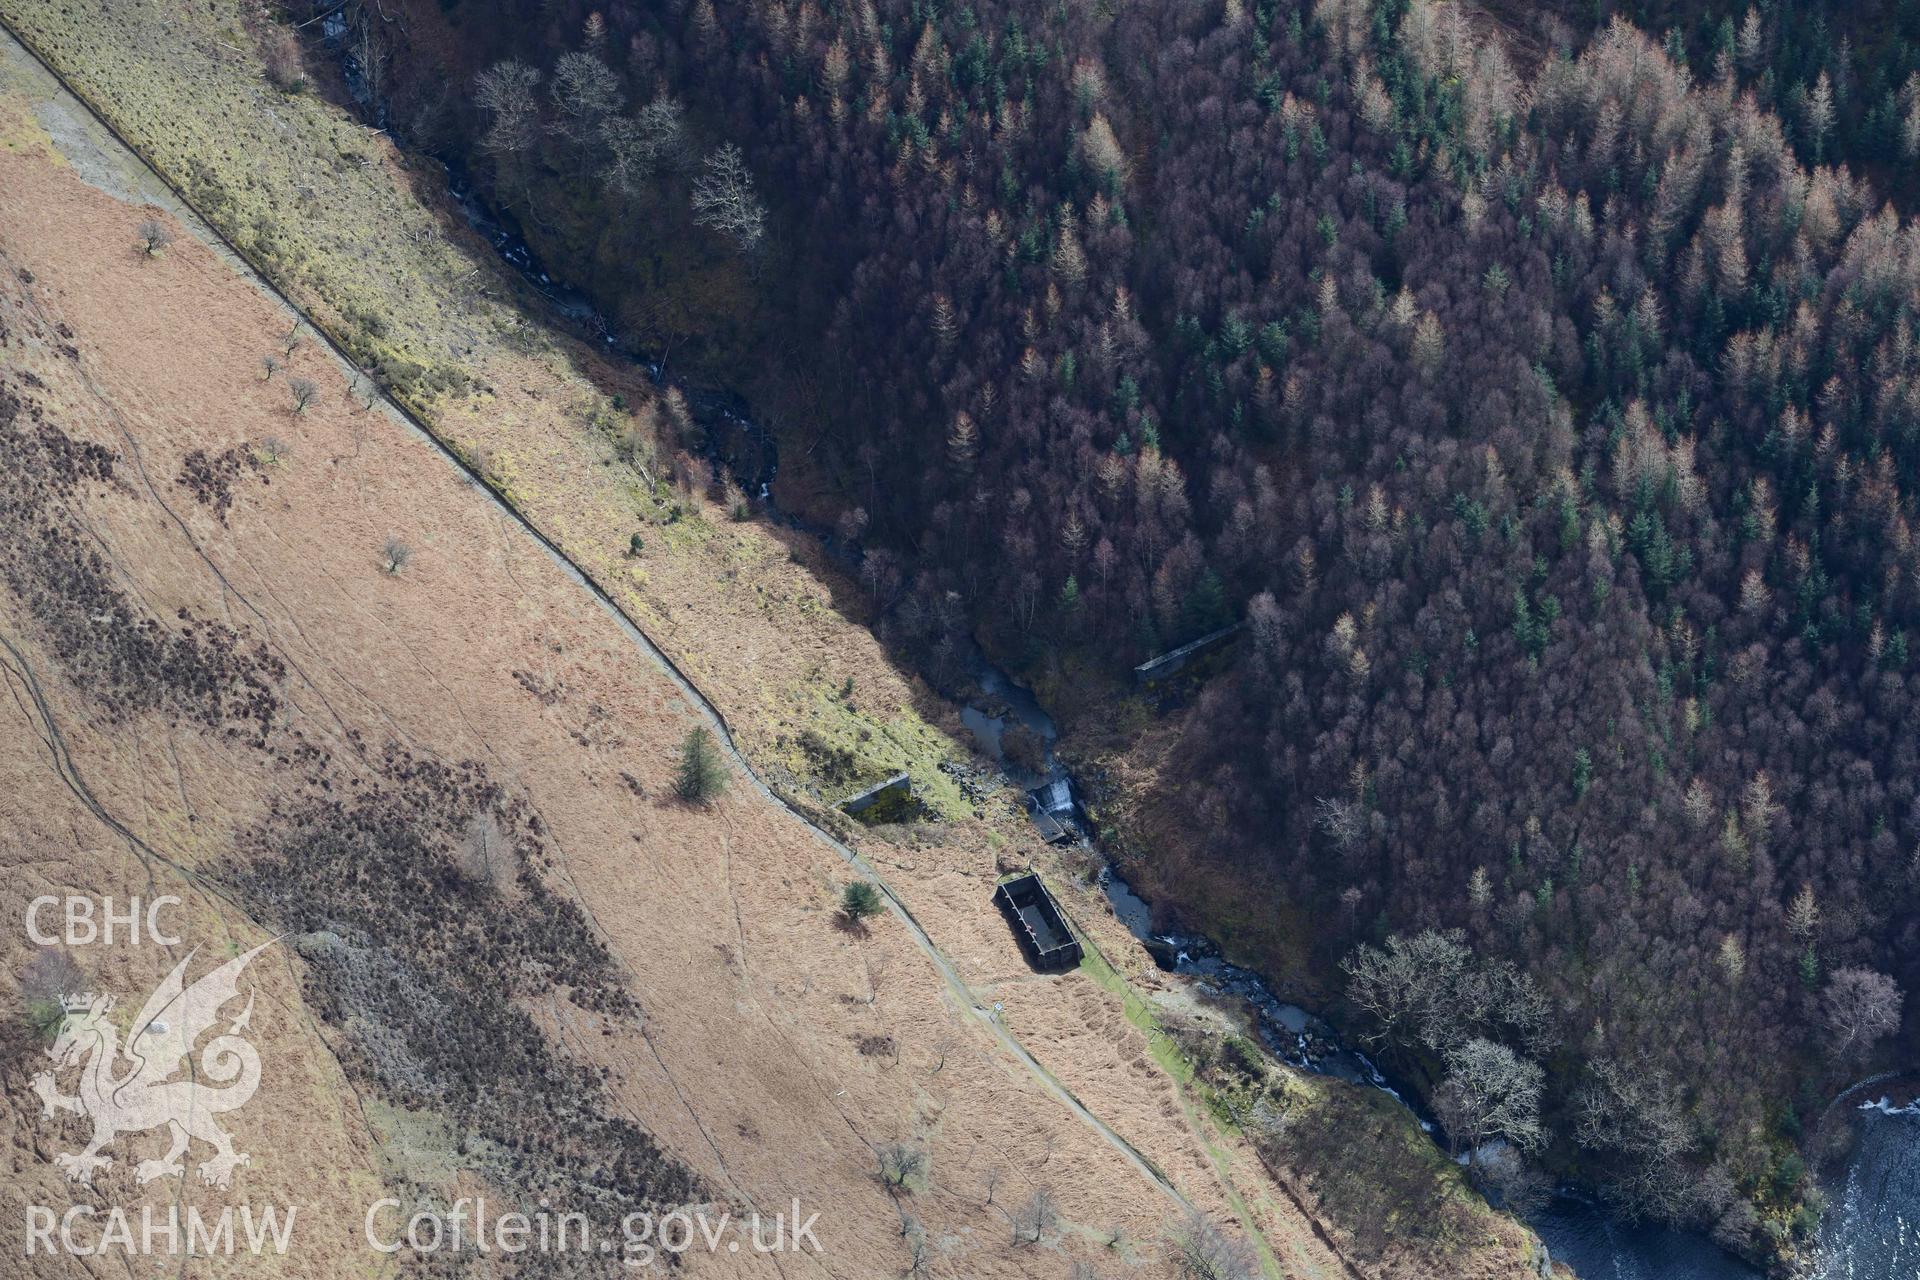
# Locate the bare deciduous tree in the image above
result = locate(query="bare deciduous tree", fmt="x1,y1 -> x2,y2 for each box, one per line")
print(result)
862,946 -> 892,1006
346,5 -> 389,112
902,1215 -> 931,1277
1823,968 -> 1903,1062
877,1142 -> 927,1193
21,948 -> 87,1003
1575,1058 -> 1699,1221
288,377 -> 319,414
136,219 -> 174,257
20,949 -> 88,1046
1342,929 -> 1553,1058
928,1033 -> 956,1074
262,30 -> 305,93
1168,1212 -> 1259,1280
1432,1037 -> 1545,1155
260,353 -> 283,381
549,51 -> 623,169
474,61 -> 544,161
1315,794 -> 1363,850
1341,928 -> 1472,1050
1012,1187 -> 1056,1244
382,536 -> 412,575
690,144 -> 767,253
600,97 -> 689,199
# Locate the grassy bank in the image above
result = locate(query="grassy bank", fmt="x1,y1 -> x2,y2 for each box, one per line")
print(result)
1071,895 -> 1543,1278
0,0 -> 981,815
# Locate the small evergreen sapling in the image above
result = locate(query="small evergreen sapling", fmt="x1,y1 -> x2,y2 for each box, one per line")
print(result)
674,727 -> 727,802
840,880 -> 884,925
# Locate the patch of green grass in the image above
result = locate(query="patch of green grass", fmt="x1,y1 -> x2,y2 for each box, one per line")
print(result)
1078,939 -> 1194,1086
773,681 -> 970,817
3,0 -> 544,429
1080,917 -> 1506,1273
1075,940 -> 1288,1278
362,1100 -> 477,1185
0,86 -> 58,161
24,997 -> 65,1043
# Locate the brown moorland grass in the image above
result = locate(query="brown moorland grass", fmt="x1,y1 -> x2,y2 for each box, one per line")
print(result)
0,78 -> 1211,1276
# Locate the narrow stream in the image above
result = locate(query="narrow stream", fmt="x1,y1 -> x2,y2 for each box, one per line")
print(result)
323,37 -> 1910,1272
329,20 -> 780,500
952,659 -> 1783,1279
439,164 -> 780,498
1078,783 -> 1909,1279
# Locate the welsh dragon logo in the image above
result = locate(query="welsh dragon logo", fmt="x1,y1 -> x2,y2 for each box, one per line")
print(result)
31,941 -> 274,1190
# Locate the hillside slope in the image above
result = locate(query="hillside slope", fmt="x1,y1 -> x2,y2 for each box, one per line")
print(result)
0,18 -> 1541,1279
305,0 -> 1920,1262
0,48 -> 1181,1275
